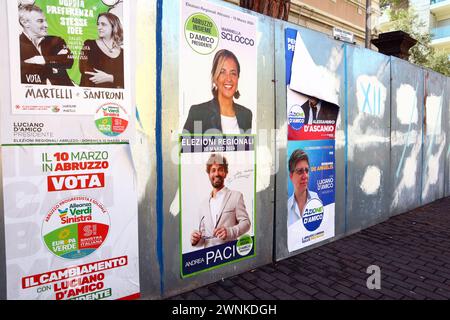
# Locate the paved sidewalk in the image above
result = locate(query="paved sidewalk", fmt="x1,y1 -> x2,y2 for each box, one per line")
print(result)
170,197 -> 450,300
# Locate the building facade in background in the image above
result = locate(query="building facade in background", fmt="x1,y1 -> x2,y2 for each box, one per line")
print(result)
379,0 -> 450,53
225,0 -> 381,46
429,0 -> 450,51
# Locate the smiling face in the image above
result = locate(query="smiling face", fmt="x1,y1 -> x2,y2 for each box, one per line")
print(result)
208,163 -> 228,190
214,57 -> 239,101
23,10 -> 48,40
97,15 -> 113,40
290,159 -> 310,194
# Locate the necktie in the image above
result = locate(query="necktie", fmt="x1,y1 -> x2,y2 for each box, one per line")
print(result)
312,107 -> 317,122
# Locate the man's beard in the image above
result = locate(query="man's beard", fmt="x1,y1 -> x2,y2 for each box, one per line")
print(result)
211,176 -> 224,188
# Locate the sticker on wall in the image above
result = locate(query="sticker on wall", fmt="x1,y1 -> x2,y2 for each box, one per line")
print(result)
94,103 -> 129,137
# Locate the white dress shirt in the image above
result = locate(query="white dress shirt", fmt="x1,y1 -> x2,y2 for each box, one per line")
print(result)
287,189 -> 320,226
209,187 -> 227,228
221,115 -> 240,134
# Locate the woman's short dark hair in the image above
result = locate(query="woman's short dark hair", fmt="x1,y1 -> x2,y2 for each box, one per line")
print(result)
98,12 -> 123,46
206,154 -> 229,174
211,49 -> 241,99
288,149 -> 309,173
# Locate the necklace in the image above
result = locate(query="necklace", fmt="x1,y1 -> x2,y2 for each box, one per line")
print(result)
101,38 -> 115,53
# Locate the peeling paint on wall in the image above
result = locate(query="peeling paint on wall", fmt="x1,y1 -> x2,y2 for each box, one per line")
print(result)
391,142 -> 420,209
423,141 -> 446,200
170,189 -> 179,217
348,116 -> 389,162
360,166 -> 381,195
396,84 -> 418,125
425,95 -> 443,136
256,145 -> 274,192
422,71 -> 446,204
389,58 -> 424,216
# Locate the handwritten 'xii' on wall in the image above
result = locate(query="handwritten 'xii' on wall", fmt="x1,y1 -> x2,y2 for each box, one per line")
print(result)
356,76 -> 387,117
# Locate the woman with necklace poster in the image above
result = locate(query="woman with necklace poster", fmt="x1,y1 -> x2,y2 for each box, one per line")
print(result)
79,12 -> 124,89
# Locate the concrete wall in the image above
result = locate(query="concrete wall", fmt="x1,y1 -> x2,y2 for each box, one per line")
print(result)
134,0 -> 160,300
346,46 -> 391,233
272,10 -> 450,262
446,77 -> 450,198
421,70 -> 447,205
390,57 -> 424,215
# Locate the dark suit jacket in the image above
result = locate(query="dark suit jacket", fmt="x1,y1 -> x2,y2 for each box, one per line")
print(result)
183,98 -> 253,134
20,33 -> 74,86
300,99 -> 339,124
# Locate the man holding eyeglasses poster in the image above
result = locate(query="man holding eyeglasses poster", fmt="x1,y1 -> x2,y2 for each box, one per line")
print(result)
190,154 -> 251,249
180,135 -> 256,278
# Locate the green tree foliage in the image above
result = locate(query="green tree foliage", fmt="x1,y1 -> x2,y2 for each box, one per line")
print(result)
383,4 -> 450,76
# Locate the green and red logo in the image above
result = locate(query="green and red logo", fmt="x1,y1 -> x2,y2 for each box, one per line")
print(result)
42,196 -> 110,260
95,103 -> 129,137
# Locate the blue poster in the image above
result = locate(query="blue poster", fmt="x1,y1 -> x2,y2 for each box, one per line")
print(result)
285,27 -> 337,252
287,140 -> 336,252
285,28 -> 297,85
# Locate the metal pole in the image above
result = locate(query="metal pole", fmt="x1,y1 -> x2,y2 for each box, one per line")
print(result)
366,0 -> 371,48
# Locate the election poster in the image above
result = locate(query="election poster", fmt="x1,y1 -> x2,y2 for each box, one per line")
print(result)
179,135 -> 256,277
179,0 -> 257,277
4,0 -> 134,143
285,28 -> 339,141
285,28 -> 338,251
179,0 -> 257,134
287,140 -> 335,252
2,144 -> 140,300
287,89 -> 339,141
